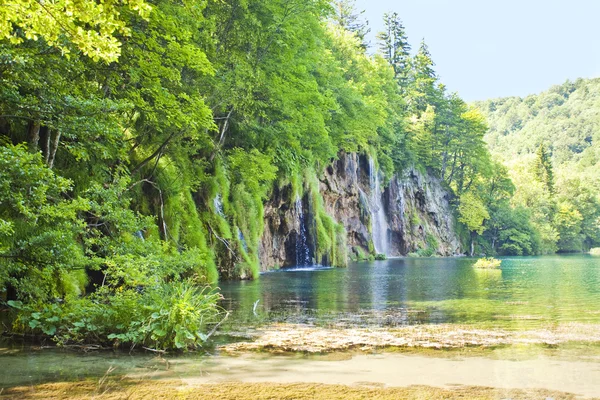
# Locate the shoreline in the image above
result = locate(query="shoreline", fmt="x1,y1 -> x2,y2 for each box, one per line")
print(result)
220,322 -> 600,354
2,351 -> 600,399
0,381 -> 591,400
3,323 -> 600,399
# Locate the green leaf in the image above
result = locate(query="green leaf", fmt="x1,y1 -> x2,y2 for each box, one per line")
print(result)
42,326 -> 57,336
6,300 -> 22,309
153,328 -> 167,337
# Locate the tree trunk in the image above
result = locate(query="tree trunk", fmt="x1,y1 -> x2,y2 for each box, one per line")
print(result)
28,120 -> 41,152
42,127 -> 51,164
48,130 -> 61,169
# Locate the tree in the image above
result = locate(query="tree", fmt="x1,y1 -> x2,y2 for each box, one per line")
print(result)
409,40 -> 440,114
376,12 -> 411,87
485,203 -> 538,256
556,177 -> 600,250
458,191 -> 490,256
554,202 -> 583,252
0,144 -> 88,301
439,100 -> 490,193
331,0 -> 371,49
534,144 -> 554,193
408,106 -> 435,167
0,0 -> 151,62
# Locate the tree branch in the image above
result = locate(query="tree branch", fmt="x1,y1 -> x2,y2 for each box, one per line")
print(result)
129,129 -> 182,176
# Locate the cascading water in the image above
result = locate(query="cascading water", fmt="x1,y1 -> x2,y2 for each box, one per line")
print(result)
237,227 -> 248,252
213,194 -> 224,217
369,158 -> 390,256
295,196 -> 311,266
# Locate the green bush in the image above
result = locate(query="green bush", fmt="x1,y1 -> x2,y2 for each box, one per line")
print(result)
9,280 -> 224,351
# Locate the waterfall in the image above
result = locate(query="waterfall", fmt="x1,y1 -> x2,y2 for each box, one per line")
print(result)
295,196 -> 311,266
237,227 -> 248,252
134,230 -> 145,241
369,158 -> 390,256
213,194 -> 224,217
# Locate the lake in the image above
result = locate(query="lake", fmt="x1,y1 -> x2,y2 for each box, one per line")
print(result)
3,255 -> 600,397
219,255 -> 600,329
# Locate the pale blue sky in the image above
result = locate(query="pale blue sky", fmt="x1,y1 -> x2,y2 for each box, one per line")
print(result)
355,0 -> 600,101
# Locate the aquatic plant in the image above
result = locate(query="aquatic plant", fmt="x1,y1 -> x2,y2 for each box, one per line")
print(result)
473,257 -> 502,269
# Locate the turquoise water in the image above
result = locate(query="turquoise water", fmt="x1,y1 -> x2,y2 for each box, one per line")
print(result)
219,255 -> 600,329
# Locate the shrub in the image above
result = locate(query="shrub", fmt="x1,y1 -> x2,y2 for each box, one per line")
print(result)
9,280 -> 224,351
473,257 -> 502,269
590,248 -> 600,256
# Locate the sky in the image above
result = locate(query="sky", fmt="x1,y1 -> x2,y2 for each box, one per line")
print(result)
354,0 -> 600,101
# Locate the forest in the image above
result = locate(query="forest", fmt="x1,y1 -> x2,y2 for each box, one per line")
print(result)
476,78 -> 600,255
1,0 -> 599,350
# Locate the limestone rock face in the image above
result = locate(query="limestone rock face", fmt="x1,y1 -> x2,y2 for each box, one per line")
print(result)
318,152 -> 372,256
258,184 -> 306,271
386,168 -> 462,256
258,153 -> 462,271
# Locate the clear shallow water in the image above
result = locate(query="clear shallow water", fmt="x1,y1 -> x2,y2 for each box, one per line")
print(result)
219,255 -> 600,329
2,255 -> 600,391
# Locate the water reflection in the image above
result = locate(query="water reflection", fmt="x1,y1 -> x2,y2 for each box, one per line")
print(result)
219,255 -> 600,329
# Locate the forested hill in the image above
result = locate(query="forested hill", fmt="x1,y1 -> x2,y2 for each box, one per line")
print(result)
474,78 -> 600,254
476,78 -> 600,189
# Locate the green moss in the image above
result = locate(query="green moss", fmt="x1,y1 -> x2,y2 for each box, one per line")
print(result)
230,184 -> 263,279
351,246 -> 368,261
132,156 -> 218,283
305,170 -> 348,267
426,233 -> 438,251
409,211 -> 421,226
415,233 -> 439,257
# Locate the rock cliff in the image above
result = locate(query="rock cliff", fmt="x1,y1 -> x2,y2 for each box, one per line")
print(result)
386,168 -> 462,256
258,153 -> 462,270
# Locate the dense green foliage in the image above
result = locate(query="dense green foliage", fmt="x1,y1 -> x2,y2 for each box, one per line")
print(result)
0,0 -> 152,62
475,78 -> 600,254
9,280 -> 222,350
0,0 -> 519,347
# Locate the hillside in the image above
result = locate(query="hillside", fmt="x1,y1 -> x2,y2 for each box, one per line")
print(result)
476,78 -> 600,187
474,78 -> 600,253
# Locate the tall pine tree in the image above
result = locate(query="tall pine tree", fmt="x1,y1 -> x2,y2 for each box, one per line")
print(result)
534,144 -> 554,193
409,40 -> 440,114
332,0 -> 371,49
376,12 -> 411,88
